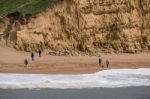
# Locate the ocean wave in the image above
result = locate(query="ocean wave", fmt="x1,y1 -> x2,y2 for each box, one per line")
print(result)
0,68 -> 150,89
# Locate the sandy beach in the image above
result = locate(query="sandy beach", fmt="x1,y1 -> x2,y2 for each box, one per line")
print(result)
0,44 -> 150,74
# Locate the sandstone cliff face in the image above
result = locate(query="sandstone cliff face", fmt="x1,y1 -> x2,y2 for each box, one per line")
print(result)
0,0 -> 150,55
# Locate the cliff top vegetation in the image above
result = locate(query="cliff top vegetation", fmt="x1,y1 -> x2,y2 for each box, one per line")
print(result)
0,0 -> 61,18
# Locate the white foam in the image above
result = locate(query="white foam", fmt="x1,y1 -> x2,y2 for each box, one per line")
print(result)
0,68 -> 150,89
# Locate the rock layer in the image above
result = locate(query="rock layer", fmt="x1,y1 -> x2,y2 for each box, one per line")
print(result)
0,0 -> 150,55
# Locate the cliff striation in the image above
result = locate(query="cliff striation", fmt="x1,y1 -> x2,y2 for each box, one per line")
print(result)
0,0 -> 150,55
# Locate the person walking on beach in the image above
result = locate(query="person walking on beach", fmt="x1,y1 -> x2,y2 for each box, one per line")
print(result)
38,48 -> 42,57
98,58 -> 104,68
99,57 -> 102,67
101,60 -> 105,68
106,59 -> 109,68
31,52 -> 34,61
24,59 -> 28,67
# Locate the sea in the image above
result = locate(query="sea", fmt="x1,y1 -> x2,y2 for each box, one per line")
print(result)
0,68 -> 150,99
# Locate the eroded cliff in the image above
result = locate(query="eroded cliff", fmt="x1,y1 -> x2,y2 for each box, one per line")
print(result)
0,0 -> 150,55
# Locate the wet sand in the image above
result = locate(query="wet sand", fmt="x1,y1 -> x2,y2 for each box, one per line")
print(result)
0,45 -> 150,74
0,87 -> 150,99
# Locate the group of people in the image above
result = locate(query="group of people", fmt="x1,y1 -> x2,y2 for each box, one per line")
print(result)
24,48 -> 42,67
24,50 -> 109,69
98,57 -> 110,68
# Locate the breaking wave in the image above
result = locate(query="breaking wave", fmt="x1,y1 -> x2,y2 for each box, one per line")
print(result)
0,68 -> 150,89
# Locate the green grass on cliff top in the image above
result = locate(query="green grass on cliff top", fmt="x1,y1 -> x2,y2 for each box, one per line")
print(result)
0,0 -> 60,17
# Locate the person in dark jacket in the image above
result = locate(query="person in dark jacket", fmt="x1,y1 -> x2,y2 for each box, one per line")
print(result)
24,59 -> 28,67
31,52 -> 34,61
99,57 -> 102,67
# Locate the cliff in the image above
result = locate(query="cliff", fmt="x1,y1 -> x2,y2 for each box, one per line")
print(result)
0,0 -> 150,55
